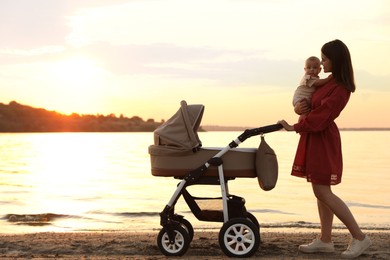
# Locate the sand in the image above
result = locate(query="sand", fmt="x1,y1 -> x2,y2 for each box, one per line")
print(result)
0,230 -> 388,259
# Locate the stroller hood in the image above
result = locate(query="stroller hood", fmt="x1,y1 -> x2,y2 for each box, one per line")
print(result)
152,100 -> 204,155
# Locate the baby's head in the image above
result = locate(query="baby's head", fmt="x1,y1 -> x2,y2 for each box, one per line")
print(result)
304,56 -> 322,77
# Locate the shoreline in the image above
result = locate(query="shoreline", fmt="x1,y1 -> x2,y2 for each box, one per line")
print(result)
2,223 -> 390,235
0,230 -> 388,259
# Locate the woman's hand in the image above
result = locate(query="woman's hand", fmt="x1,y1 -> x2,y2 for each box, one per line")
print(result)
278,120 -> 294,131
294,99 -> 311,115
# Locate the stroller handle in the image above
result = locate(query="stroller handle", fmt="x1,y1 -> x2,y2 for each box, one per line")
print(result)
236,123 -> 283,143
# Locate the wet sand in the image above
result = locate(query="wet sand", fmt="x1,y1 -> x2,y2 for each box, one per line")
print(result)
0,230 -> 388,259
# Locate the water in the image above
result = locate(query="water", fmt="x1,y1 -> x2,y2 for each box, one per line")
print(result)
0,131 -> 389,234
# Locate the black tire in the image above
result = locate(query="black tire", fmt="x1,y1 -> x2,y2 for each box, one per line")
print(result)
218,218 -> 260,257
157,225 -> 190,256
246,212 -> 260,227
246,212 -> 261,243
175,218 -> 194,242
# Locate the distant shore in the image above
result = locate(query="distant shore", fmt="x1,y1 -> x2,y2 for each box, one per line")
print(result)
1,101 -> 389,133
0,230 -> 388,259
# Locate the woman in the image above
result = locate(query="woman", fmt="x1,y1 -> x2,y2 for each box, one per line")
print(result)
278,39 -> 371,259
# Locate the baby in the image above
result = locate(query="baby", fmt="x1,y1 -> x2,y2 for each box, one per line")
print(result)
293,56 -> 331,118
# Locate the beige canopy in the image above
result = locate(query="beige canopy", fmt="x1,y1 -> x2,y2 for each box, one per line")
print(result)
150,100 -> 204,156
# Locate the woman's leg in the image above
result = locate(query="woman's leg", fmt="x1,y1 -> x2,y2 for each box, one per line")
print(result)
317,199 -> 333,242
312,184 -> 365,240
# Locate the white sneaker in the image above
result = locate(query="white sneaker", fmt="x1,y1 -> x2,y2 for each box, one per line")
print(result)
299,238 -> 335,253
341,235 -> 372,259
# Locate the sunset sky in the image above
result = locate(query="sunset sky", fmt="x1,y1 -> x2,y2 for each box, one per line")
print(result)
1,0 -> 389,128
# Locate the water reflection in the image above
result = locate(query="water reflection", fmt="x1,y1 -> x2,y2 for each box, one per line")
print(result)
1,132 -> 389,233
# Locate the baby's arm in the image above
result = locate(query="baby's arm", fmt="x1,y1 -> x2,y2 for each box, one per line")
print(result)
312,74 -> 332,87
294,99 -> 311,115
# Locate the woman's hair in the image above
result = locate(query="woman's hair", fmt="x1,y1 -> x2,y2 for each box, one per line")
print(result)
321,39 -> 356,93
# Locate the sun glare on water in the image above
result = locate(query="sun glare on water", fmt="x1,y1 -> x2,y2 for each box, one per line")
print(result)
22,134 -> 112,215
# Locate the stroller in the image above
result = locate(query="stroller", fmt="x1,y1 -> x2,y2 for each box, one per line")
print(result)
148,101 -> 282,257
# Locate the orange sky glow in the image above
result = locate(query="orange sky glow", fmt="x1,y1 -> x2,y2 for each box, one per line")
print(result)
0,0 -> 389,128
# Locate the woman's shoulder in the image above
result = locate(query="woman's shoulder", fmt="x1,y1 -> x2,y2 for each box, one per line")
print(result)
314,79 -> 350,100
322,78 -> 350,93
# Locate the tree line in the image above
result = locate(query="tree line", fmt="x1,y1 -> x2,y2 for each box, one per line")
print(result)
0,101 -> 164,132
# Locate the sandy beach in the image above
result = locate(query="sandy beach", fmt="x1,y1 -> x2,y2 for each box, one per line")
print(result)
0,230 -> 388,259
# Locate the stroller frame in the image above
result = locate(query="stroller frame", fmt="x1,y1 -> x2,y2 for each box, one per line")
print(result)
157,124 -> 282,257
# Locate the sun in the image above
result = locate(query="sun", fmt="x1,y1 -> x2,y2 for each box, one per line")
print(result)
50,56 -> 105,89
45,56 -> 111,114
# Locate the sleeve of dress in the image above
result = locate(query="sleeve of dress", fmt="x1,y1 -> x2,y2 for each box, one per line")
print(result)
294,86 -> 350,133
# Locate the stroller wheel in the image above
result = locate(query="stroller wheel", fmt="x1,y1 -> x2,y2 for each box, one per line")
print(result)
157,225 -> 190,256
246,212 -> 261,243
218,218 -> 260,258
175,217 -> 194,242
246,212 -> 260,229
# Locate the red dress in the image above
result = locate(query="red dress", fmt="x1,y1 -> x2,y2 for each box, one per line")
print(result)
292,78 -> 351,185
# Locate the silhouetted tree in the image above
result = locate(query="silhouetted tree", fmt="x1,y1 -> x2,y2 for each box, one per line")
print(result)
0,101 -> 163,132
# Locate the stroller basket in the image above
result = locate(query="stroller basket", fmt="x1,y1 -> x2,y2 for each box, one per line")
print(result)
183,190 -> 246,222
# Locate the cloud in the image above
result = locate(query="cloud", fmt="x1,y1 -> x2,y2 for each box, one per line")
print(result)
355,70 -> 390,92
69,42 -> 301,89
0,0 -> 389,96
0,1 -> 70,48
0,0 -> 132,48
2,39 -> 389,94
76,42 -> 390,92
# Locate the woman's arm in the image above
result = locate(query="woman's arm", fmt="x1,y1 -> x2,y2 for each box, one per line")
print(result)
294,85 -> 350,133
278,120 -> 294,131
